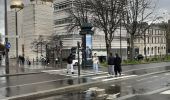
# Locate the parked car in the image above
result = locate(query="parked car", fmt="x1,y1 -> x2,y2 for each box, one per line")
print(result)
134,54 -> 144,60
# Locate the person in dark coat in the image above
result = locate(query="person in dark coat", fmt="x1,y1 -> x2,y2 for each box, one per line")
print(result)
114,53 -> 122,77
107,53 -> 115,75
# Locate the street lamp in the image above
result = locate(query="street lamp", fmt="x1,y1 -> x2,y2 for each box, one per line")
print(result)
10,0 -> 24,64
4,0 -> 9,74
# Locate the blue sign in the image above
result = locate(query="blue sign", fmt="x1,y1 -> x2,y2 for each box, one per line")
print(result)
5,42 -> 11,49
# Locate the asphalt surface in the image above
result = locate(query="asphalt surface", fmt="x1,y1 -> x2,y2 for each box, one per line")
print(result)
1,62 -> 170,99
39,71 -> 170,100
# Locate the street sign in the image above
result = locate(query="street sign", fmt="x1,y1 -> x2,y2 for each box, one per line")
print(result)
5,42 -> 11,49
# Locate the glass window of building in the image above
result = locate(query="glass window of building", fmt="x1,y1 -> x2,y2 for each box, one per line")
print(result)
148,47 -> 149,55
151,47 -> 153,54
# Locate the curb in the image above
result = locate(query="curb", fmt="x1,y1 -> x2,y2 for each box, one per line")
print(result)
5,70 -> 170,100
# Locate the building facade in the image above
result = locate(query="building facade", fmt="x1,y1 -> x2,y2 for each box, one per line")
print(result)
53,0 -> 128,60
134,26 -> 166,57
8,0 -> 53,59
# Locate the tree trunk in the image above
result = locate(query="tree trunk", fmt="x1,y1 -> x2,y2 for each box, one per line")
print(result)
130,35 -> 135,61
105,35 -> 111,58
144,35 -> 147,59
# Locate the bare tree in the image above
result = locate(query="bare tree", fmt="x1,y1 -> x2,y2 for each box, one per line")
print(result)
67,0 -> 125,56
31,35 -> 47,58
123,0 -> 156,60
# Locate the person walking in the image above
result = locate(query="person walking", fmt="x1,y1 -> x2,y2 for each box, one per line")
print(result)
67,53 -> 74,74
114,53 -> 122,77
107,53 -> 115,76
92,53 -> 99,74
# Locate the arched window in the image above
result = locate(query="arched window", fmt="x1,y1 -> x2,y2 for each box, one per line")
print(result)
155,46 -> 157,55
144,47 -> 146,55
158,47 -> 160,53
151,47 -> 153,54
147,47 -> 150,55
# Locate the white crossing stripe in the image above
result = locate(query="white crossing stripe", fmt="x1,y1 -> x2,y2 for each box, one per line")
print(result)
92,75 -> 109,79
160,90 -> 170,94
102,75 -> 137,82
92,74 -> 125,80
42,69 -> 108,78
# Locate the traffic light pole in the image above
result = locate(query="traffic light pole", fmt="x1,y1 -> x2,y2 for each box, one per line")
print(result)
60,41 -> 63,68
77,41 -> 80,76
4,0 -> 9,74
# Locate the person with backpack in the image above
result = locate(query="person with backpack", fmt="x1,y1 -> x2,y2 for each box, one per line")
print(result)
66,53 -> 74,74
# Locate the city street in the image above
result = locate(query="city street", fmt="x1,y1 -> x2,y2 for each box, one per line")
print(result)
0,62 -> 170,99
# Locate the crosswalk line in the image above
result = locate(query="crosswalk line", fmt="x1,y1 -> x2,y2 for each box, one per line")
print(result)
102,75 -> 137,82
92,75 -> 109,79
160,90 -> 170,94
91,74 -> 125,80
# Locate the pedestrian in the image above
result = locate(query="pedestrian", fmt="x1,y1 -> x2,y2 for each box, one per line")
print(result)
66,53 -> 74,74
114,53 -> 122,77
107,53 -> 115,76
92,53 -> 99,74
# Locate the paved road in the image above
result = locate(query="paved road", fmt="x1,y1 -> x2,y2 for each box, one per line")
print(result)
39,71 -> 170,100
1,62 -> 170,99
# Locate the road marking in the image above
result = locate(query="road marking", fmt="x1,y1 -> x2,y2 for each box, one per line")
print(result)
160,90 -> 170,94
137,76 -> 158,82
91,75 -> 110,79
165,73 -> 170,76
43,69 -> 108,78
102,75 -> 137,82
92,74 -> 125,80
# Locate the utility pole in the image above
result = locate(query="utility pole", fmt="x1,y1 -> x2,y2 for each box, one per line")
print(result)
4,0 -> 9,74
15,9 -> 19,63
77,41 -> 80,76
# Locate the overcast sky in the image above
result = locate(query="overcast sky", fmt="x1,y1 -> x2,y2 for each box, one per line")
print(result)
0,0 -> 170,35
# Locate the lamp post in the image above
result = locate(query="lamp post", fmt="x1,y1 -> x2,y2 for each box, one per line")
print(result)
10,0 -> 24,64
4,0 -> 9,74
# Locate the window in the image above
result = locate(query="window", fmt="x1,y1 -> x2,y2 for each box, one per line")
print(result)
144,47 -> 146,55
151,47 -> 153,54
54,18 -> 72,25
148,47 -> 150,55
54,2 -> 72,11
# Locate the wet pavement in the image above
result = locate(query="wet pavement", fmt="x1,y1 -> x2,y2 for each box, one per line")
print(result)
37,71 -> 170,100
1,62 -> 170,99
125,93 -> 170,100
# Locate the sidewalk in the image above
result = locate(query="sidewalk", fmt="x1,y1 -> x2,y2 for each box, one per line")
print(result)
1,60 -> 170,76
0,59 -> 67,76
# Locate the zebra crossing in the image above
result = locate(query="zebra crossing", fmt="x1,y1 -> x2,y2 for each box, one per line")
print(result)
42,69 -> 137,81
42,69 -> 108,77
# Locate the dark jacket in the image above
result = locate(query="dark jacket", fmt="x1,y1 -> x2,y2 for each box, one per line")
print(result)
67,55 -> 73,64
108,56 -> 115,65
114,56 -> 121,66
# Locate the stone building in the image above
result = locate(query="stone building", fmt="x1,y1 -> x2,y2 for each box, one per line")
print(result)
134,26 -> 166,57
7,0 -> 53,59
